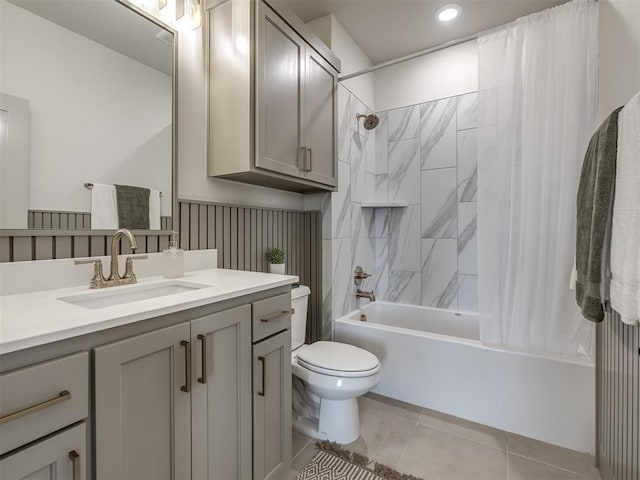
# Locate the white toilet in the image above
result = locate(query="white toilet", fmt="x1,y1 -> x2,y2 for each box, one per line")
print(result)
290,285 -> 380,444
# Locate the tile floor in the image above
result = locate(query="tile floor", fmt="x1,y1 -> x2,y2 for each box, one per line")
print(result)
282,393 -> 600,480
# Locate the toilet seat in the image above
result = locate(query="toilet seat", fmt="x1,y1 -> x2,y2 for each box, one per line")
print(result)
295,341 -> 380,378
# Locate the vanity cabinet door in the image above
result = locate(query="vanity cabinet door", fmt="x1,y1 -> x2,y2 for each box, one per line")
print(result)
255,2 -> 305,179
94,322 -> 191,480
302,48 -> 337,187
0,422 -> 86,480
253,330 -> 292,480
191,305 -> 252,480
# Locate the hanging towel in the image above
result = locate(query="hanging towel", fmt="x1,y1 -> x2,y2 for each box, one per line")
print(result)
575,106 -> 623,322
90,183 -> 118,230
115,184 -> 150,229
610,91 -> 640,326
149,189 -> 161,230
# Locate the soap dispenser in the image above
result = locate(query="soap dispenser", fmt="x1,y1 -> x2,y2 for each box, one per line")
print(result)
163,231 -> 184,278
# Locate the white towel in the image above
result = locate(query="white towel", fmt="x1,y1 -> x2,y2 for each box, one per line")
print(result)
610,91 -> 640,326
149,189 -> 161,230
90,183 -> 118,230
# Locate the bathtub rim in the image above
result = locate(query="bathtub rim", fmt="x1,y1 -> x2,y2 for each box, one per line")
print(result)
336,302 -> 594,368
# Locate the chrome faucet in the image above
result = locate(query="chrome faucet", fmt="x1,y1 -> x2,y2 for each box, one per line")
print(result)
356,289 -> 376,302
75,229 -> 147,288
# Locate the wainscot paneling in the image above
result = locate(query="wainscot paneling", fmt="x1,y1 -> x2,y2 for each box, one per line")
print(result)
597,312 -> 640,480
178,200 -> 323,343
0,230 -> 173,263
28,210 -> 172,230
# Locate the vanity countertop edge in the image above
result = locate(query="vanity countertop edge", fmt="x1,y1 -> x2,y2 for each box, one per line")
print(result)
0,268 -> 299,355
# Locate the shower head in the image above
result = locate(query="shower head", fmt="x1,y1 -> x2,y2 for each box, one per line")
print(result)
356,113 -> 379,130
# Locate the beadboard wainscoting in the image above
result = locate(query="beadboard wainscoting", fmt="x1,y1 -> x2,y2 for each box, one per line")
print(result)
178,200 -> 323,343
0,230 -> 173,262
597,314 -> 640,480
27,210 -> 173,230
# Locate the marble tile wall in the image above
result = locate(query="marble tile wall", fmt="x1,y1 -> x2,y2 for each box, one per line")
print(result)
323,87 -> 479,335
374,92 -> 479,312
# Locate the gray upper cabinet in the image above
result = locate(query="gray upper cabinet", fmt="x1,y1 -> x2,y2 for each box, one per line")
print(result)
303,48 -> 338,186
256,8 -> 305,179
207,0 -> 340,192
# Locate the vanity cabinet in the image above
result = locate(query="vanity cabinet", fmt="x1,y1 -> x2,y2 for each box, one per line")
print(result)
191,305 -> 252,479
251,293 -> 292,480
94,310 -> 254,480
207,0 -> 339,192
0,423 -> 86,480
0,352 -> 89,480
94,322 -> 192,479
252,330 -> 292,480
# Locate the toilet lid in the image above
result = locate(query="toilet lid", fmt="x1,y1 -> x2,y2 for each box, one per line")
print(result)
296,342 -> 379,376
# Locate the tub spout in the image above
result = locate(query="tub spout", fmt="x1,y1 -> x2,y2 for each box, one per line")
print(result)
356,289 -> 375,302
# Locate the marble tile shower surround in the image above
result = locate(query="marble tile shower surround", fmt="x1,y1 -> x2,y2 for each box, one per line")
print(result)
326,86 -> 479,321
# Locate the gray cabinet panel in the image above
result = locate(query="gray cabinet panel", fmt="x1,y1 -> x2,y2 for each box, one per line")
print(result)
94,322 -> 191,480
207,0 -> 338,192
256,3 -> 304,178
0,423 -> 86,480
303,49 -> 337,187
191,305 -> 252,480
253,330 -> 292,480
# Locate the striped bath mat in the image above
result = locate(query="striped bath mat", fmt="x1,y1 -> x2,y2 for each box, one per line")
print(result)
294,442 -> 422,480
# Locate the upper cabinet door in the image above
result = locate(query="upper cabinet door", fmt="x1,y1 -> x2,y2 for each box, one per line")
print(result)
256,3 -> 305,178
302,50 -> 338,187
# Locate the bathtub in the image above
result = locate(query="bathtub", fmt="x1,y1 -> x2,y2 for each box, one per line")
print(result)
334,302 -> 595,454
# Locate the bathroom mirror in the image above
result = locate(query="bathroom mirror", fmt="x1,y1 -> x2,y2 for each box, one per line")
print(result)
0,0 -> 176,231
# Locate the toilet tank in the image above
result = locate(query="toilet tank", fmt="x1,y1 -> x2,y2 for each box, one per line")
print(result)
290,285 -> 310,350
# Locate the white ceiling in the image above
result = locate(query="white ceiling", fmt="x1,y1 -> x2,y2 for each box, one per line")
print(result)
273,0 -> 568,64
10,0 -> 174,75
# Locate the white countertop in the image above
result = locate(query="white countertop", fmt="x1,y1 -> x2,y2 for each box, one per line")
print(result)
0,268 -> 298,355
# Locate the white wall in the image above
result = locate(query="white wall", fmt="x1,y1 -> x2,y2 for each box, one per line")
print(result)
598,0 -> 640,121
0,0 -> 172,215
373,40 -> 478,112
307,14 -> 375,110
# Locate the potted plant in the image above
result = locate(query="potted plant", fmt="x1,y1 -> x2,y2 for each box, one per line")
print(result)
265,247 -> 285,274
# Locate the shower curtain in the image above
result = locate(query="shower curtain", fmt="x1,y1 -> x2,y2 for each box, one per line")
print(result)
477,0 -> 598,355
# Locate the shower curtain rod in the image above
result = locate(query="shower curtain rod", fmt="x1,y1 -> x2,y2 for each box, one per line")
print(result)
338,32 -> 478,82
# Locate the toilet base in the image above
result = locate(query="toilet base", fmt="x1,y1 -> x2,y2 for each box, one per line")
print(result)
318,398 -> 360,444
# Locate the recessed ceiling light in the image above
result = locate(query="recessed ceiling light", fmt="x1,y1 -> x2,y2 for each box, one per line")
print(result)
436,3 -> 461,22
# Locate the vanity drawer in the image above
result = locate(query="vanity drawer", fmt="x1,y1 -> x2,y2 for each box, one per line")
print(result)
0,352 -> 89,455
252,293 -> 291,342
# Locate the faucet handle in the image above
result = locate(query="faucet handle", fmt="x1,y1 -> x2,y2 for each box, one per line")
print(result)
123,254 -> 148,280
74,258 -> 106,289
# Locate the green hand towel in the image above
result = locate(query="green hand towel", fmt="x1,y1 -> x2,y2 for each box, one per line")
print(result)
575,107 -> 623,322
115,184 -> 150,230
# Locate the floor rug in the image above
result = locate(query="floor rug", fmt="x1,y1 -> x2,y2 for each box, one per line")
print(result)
294,441 -> 423,480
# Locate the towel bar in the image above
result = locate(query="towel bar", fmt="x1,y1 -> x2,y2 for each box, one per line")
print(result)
84,183 -> 162,196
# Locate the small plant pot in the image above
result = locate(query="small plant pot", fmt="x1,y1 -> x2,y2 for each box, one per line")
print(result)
269,263 -> 285,274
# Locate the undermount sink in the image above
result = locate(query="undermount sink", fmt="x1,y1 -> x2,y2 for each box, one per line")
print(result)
59,280 -> 211,310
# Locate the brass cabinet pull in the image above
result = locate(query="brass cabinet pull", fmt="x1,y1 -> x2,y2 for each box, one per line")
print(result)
300,146 -> 308,170
68,450 -> 80,480
180,340 -> 191,393
258,356 -> 266,397
0,390 -> 71,425
197,334 -> 207,384
260,310 -> 290,323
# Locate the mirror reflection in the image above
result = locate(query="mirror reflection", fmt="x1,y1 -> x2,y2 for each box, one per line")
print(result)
0,0 -> 174,230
